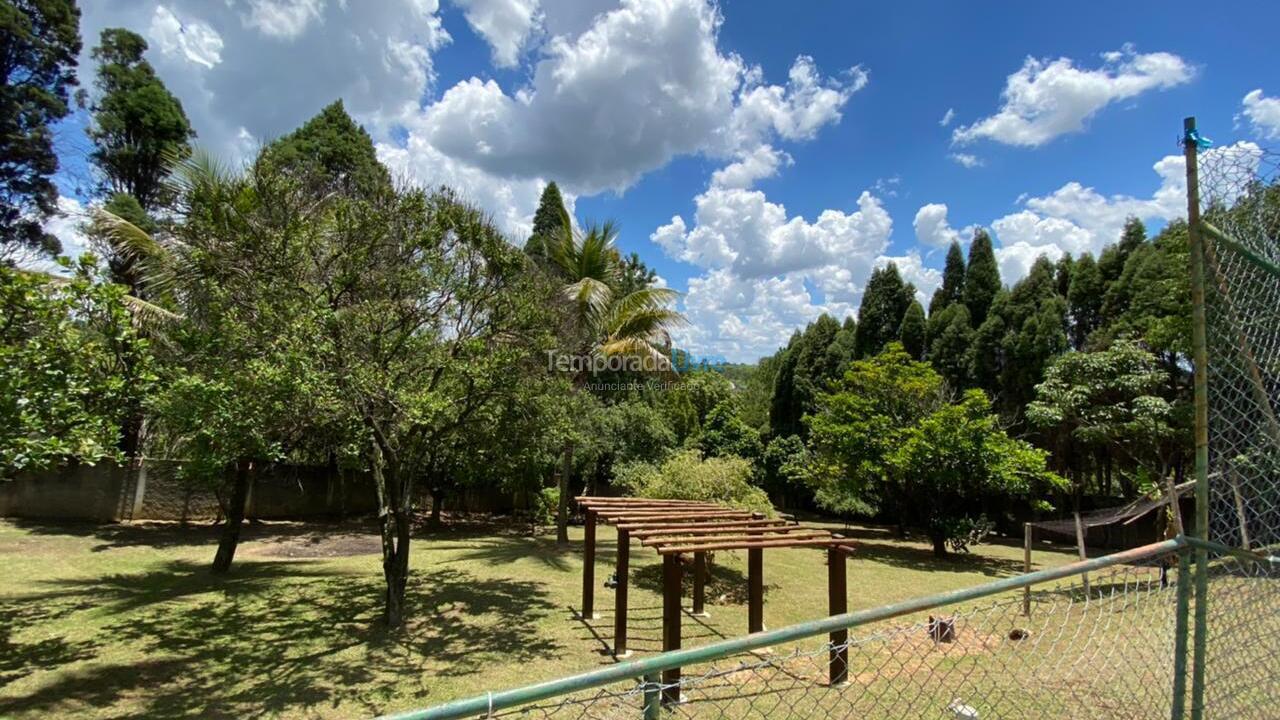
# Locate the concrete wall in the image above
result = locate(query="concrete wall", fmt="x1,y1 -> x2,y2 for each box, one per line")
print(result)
0,460 -> 379,522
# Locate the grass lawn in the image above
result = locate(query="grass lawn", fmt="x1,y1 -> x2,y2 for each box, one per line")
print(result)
0,515 -> 1100,718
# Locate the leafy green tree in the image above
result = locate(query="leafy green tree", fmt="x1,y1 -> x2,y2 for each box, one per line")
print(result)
0,259 -> 152,477
85,28 -> 194,210
898,299 -> 926,360
854,263 -> 914,358
968,292 -> 1007,397
925,302 -> 973,390
0,0 -> 81,256
1094,222 -> 1190,366
1028,339 -> 1182,499
524,181 -> 569,263
1066,252 -> 1103,349
133,154 -> 337,574
887,389 -> 1063,555
761,433 -> 808,507
698,399 -> 763,461
963,229 -> 1001,327
928,240 -> 966,315
807,344 -> 1061,555
322,185 -> 549,625
259,99 -> 390,193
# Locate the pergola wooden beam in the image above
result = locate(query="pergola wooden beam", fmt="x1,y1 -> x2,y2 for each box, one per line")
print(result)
654,537 -> 858,555
624,519 -> 790,534
642,530 -> 832,549
591,507 -> 757,517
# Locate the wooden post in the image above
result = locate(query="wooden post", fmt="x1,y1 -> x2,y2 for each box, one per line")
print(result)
1228,471 -> 1251,549
691,551 -> 707,616
614,528 -> 630,658
661,553 -> 682,706
748,547 -> 763,634
1074,512 -> 1090,595
582,509 -> 597,620
827,547 -> 848,686
1023,523 -> 1032,616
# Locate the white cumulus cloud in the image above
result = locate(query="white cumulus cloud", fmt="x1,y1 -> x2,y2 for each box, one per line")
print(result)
452,0 -> 543,68
953,45 -> 1193,147
1239,89 -> 1280,140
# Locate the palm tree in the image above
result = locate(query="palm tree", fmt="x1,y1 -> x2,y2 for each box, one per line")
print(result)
545,219 -> 685,545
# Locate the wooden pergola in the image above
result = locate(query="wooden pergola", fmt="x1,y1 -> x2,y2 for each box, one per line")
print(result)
576,496 -> 857,702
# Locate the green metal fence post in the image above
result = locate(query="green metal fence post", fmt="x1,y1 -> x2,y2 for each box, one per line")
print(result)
1171,548 -> 1192,719
1183,115 -> 1210,720
642,673 -> 660,720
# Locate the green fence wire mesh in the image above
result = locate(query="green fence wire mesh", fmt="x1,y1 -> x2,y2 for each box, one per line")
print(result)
385,119 -> 1280,720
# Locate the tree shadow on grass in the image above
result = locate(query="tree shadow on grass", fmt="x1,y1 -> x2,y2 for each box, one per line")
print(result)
0,559 -> 560,718
631,559 -> 760,605
5,517 -> 381,554
440,533 -> 579,573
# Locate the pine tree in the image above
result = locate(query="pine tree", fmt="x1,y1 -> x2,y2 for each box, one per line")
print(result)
1098,217 -> 1146,283
0,0 -> 81,255
87,28 -> 194,209
525,181 -> 569,263
769,332 -> 803,438
928,240 -> 966,315
996,257 -> 1069,414
854,263 -> 915,359
926,303 -> 974,390
1054,252 -> 1073,298
1067,252 -> 1103,349
963,229 -> 1001,327
261,100 -> 390,193
899,300 -> 926,360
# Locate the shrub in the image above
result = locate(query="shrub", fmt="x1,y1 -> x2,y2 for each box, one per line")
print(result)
614,449 -> 775,516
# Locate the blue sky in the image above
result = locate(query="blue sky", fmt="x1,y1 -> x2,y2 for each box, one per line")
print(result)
50,0 -> 1280,361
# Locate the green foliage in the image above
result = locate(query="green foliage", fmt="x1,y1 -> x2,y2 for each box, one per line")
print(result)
898,299 -> 926,360
524,181 -> 569,263
854,263 -> 914,359
1066,252 -> 1102,349
928,240 -> 966,315
761,433 -> 808,503
0,0 -> 81,255
807,344 -> 1060,554
925,302 -> 973,390
0,261 -> 153,476
1027,339 -> 1181,483
769,314 -> 853,439
86,28 -> 194,210
615,449 -> 774,516
259,100 -> 389,194
963,229 -> 1001,327
599,399 -> 677,466
698,400 -> 762,461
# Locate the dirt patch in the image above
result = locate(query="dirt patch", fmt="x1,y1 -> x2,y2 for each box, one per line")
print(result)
245,530 -> 383,558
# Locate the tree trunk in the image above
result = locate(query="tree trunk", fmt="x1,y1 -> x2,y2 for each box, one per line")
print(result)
429,487 -> 443,528
930,532 -> 948,558
211,461 -> 250,574
556,441 -> 573,547
371,442 -> 412,628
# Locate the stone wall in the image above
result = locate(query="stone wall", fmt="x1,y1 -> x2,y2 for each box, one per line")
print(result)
0,460 -> 379,522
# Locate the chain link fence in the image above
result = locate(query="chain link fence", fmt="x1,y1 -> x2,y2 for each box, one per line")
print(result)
386,122 -> 1280,720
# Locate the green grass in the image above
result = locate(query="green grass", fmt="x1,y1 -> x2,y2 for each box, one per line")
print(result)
0,516 -> 1085,718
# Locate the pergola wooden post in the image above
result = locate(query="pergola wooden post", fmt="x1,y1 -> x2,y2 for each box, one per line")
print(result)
582,509 -> 598,620
747,547 -> 764,634
661,553 -> 682,706
613,528 -> 630,657
828,545 -> 848,685
691,551 -> 707,616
